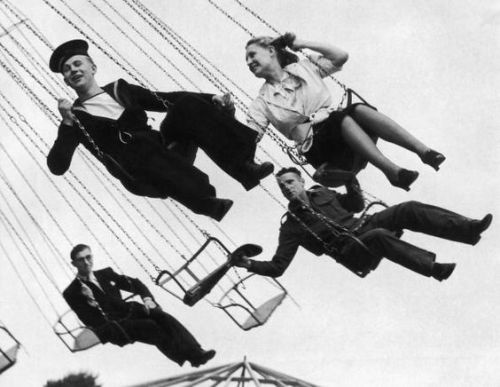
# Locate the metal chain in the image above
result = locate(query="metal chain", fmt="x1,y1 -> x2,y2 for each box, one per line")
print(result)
42,0 -> 149,87
0,41 -> 59,100
0,177 -> 65,284
0,142 -> 74,265
86,0 -> 187,91
0,205 -> 62,298
228,0 -> 351,97
231,0 -> 279,34
258,183 -> 342,255
0,98 -> 126,273
207,0 -> 255,36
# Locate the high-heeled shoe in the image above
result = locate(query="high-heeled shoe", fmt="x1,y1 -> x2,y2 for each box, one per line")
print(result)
389,169 -> 419,191
421,149 -> 446,171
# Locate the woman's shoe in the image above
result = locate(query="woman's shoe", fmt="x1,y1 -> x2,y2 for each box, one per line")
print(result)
389,169 -> 419,191
313,162 -> 355,187
421,149 -> 446,171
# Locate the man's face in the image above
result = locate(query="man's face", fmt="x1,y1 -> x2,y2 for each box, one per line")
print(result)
61,55 -> 96,91
72,247 -> 94,277
277,172 -> 306,202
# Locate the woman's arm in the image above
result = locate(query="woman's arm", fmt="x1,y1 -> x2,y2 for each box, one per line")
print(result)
292,37 -> 349,68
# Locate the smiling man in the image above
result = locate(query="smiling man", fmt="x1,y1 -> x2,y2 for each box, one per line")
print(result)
233,167 -> 492,281
63,244 -> 215,367
47,39 -> 274,221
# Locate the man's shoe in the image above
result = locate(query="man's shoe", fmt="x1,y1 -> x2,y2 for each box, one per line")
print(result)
244,161 -> 274,181
389,169 -> 419,191
206,198 -> 233,222
190,349 -> 216,368
431,263 -> 456,281
421,149 -> 446,171
313,162 -> 355,187
469,213 -> 493,245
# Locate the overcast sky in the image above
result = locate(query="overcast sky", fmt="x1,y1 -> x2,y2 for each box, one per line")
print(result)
0,1 -> 499,386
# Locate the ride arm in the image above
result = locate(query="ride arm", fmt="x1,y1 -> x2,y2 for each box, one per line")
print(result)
47,122 -> 80,175
337,178 -> 365,213
241,225 -> 300,278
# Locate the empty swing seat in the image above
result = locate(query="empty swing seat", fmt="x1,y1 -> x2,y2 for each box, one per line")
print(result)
0,326 -> 20,374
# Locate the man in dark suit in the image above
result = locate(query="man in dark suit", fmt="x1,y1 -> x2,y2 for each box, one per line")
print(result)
233,167 -> 493,281
47,39 -> 273,221
63,244 -> 215,367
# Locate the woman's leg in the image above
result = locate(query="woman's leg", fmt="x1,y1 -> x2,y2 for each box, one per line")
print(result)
340,116 -> 418,190
350,105 -> 445,170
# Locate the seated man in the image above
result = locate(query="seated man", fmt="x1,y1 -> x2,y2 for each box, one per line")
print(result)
63,244 -> 215,367
233,167 -> 493,281
48,39 -> 273,221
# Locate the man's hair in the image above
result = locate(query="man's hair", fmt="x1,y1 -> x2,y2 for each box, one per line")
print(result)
70,244 -> 90,261
276,167 -> 302,178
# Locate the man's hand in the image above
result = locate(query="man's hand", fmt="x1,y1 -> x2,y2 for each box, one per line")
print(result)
80,283 -> 99,308
142,297 -> 158,314
58,98 -> 75,125
212,93 -> 236,117
231,254 -> 252,269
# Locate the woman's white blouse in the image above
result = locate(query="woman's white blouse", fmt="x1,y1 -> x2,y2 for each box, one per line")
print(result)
247,54 -> 341,146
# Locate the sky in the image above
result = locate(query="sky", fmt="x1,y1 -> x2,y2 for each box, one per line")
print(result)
0,0 -> 499,386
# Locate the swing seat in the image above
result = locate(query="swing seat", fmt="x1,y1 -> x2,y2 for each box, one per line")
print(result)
0,344 -> 19,374
53,309 -> 101,352
216,274 -> 288,331
72,328 -> 101,352
240,292 -> 287,330
155,237 -> 288,330
183,243 -> 262,306
0,326 -> 20,374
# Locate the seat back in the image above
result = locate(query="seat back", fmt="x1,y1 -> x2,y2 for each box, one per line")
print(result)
53,309 -> 101,352
0,326 -> 20,373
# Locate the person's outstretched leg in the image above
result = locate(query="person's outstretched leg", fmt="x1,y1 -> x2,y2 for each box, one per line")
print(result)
160,93 -> 273,190
365,201 -> 493,245
126,132 -> 232,221
149,308 -> 215,368
350,104 -> 445,170
118,318 -> 187,365
340,116 -> 419,190
343,228 -> 437,277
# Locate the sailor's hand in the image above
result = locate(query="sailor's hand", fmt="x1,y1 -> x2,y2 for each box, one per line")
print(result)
272,32 -> 297,50
212,93 -> 236,117
58,98 -> 75,125
143,297 -> 158,314
231,254 -> 252,269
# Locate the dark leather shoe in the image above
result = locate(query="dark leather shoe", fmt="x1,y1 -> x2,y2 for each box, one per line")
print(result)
469,213 -> 493,245
313,162 -> 355,187
389,169 -> 419,191
245,161 -> 274,180
190,349 -> 216,368
205,198 -> 233,222
431,263 -> 456,281
421,149 -> 446,171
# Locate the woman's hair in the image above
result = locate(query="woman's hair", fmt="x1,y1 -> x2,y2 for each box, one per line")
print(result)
246,36 -> 298,68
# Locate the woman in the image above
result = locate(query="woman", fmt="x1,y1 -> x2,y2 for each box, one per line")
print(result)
245,33 -> 445,191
